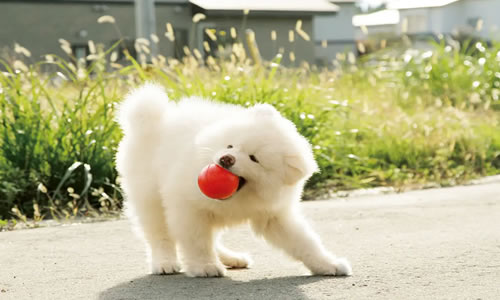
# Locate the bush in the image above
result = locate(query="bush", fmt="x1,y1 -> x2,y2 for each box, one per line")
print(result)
0,35 -> 499,219
0,58 -> 122,219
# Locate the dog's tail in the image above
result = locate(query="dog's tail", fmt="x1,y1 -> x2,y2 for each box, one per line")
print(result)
117,83 -> 169,136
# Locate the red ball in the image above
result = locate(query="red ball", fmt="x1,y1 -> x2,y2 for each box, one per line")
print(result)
198,164 -> 240,200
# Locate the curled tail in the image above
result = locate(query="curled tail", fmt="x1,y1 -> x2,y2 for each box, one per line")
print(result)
117,83 -> 169,136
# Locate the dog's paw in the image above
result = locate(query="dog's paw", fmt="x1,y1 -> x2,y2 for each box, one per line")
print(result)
184,262 -> 227,277
219,252 -> 253,269
150,260 -> 181,275
332,257 -> 352,276
310,257 -> 352,276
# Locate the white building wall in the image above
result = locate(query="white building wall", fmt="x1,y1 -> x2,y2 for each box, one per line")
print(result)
462,0 -> 500,39
314,3 -> 356,41
435,2 -> 464,35
313,3 -> 356,64
398,8 -> 431,34
428,7 -> 445,34
353,0 -> 500,52
354,24 -> 399,40
398,0 -> 500,38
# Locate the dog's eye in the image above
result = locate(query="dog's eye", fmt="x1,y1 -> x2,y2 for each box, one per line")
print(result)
227,145 -> 233,149
249,154 -> 259,163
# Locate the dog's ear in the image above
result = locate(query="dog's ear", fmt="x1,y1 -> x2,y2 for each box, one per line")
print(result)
283,154 -> 318,185
250,103 -> 279,117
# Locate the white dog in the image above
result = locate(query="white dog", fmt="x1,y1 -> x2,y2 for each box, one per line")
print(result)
116,84 -> 352,277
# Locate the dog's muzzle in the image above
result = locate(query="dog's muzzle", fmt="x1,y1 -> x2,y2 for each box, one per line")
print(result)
218,154 -> 246,192
219,154 -> 235,169
237,177 -> 247,191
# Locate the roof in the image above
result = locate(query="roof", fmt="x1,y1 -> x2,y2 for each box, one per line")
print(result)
352,9 -> 400,27
387,0 -> 460,10
190,0 -> 339,14
0,0 -> 188,3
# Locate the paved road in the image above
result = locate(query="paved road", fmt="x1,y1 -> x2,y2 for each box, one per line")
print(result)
1,182 -> 499,299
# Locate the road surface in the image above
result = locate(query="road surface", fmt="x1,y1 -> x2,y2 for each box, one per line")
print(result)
1,181 -> 499,299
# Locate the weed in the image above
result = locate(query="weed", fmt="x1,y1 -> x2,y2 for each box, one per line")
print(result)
0,17 -> 499,221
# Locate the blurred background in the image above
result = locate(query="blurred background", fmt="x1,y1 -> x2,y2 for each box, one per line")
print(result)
2,0 -> 500,65
0,0 -> 499,225
1,3 -> 499,298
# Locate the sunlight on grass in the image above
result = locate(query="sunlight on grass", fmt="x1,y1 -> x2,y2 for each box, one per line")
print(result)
0,16 -> 499,226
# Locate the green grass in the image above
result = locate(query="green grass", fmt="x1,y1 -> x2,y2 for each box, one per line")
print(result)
0,33 -> 499,223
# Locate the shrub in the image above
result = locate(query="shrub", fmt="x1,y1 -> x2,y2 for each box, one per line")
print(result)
0,33 -> 499,219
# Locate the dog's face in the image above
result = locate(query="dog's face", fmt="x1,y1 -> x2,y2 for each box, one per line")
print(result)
195,104 -> 318,200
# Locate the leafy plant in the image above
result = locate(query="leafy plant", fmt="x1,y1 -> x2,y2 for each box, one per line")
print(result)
0,20 -> 499,220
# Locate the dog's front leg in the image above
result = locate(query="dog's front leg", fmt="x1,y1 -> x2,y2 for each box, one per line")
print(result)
169,209 -> 226,277
251,210 -> 352,276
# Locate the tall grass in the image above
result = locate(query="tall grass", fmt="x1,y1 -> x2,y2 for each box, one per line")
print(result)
0,21 -> 499,221
0,55 -> 123,220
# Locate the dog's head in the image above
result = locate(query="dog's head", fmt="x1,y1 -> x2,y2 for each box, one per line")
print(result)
195,103 -> 318,199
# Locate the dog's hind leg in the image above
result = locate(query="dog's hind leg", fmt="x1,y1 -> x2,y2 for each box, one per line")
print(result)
125,186 -> 180,275
216,239 -> 253,269
168,209 -> 227,277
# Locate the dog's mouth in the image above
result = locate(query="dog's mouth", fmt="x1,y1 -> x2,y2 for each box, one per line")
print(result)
237,176 -> 247,191
218,164 -> 246,193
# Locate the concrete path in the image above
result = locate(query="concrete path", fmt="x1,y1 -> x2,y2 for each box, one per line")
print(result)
1,182 -> 499,299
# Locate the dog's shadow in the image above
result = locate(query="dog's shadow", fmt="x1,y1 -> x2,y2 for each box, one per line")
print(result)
99,272 -> 345,300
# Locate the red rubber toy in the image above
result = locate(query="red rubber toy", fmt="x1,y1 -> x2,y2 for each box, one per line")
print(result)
198,164 -> 239,200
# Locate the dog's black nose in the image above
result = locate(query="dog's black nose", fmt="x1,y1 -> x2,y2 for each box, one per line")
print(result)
219,154 -> 236,169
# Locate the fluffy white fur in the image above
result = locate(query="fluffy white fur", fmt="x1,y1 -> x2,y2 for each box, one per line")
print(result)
116,84 -> 352,277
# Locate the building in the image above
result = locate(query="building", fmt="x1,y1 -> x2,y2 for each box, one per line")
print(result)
352,0 -> 500,48
0,0 -> 339,65
388,0 -> 500,39
0,0 -> 192,62
352,9 -> 400,41
190,0 -> 339,64
313,0 -> 357,64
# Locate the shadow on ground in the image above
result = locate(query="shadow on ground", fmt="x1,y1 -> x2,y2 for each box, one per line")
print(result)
99,272 -> 343,300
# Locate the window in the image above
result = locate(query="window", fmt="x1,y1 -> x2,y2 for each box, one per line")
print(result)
202,27 -> 237,58
174,29 -> 189,59
71,44 -> 89,66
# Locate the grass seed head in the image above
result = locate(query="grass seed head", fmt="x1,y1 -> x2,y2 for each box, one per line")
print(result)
97,15 -> 115,24
192,13 -> 206,23
288,30 -> 295,43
